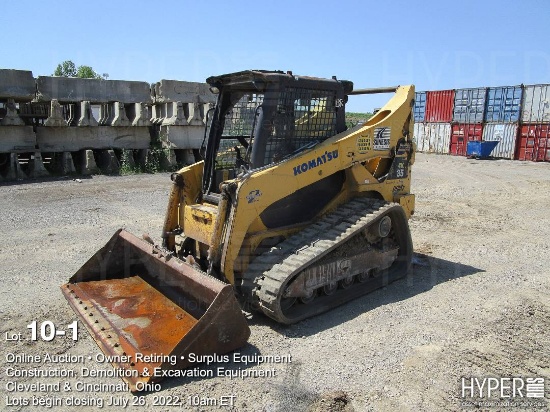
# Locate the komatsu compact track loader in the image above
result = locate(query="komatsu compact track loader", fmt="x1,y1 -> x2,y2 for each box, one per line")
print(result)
62,70 -> 416,391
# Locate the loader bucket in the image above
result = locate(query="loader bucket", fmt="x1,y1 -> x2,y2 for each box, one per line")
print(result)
61,229 -> 250,392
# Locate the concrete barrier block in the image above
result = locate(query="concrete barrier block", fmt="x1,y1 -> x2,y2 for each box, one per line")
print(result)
203,102 -> 214,124
160,149 -> 177,170
152,80 -> 216,104
36,126 -> 151,151
0,69 -> 35,101
0,126 -> 36,152
111,102 -> 130,126
1,153 -> 25,180
78,101 -> 99,126
98,103 -> 112,125
44,99 -> 68,127
1,99 -> 25,126
162,101 -> 188,126
36,76 -> 152,104
94,149 -> 120,174
150,104 -> 164,124
159,125 -> 204,149
60,152 -> 76,174
75,149 -> 100,175
65,104 -> 78,126
132,103 -> 151,127
187,102 -> 204,126
28,152 -> 49,178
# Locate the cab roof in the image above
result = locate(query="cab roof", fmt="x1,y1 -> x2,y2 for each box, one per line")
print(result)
206,70 -> 353,94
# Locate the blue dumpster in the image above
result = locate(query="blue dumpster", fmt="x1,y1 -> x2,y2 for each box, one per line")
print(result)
466,140 -> 500,158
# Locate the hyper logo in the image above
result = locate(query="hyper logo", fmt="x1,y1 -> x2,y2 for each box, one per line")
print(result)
461,377 -> 545,399
374,127 -> 391,150
293,150 -> 339,176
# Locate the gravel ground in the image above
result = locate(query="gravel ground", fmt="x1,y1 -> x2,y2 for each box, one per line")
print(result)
1,153 -> 549,411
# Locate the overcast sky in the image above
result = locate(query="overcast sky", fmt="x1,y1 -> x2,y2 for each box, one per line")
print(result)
2,0 -> 548,112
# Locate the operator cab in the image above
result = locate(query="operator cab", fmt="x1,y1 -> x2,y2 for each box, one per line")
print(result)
201,70 -> 353,199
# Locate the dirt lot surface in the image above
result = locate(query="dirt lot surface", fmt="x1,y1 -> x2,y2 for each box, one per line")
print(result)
1,153 -> 549,411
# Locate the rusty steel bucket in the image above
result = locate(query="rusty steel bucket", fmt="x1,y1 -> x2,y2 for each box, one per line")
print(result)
61,229 -> 250,391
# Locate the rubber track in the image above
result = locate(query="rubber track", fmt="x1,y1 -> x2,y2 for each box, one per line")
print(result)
242,198 -> 402,324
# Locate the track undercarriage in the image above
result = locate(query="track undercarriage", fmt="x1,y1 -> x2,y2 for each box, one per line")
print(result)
242,198 -> 413,324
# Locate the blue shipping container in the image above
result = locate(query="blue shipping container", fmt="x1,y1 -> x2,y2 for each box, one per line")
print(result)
453,88 -> 487,123
414,91 -> 426,122
484,86 -> 523,122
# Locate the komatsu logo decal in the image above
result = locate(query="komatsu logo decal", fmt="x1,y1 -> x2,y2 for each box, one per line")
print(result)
293,150 -> 339,176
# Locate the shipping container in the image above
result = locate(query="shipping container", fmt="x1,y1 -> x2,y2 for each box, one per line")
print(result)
482,123 -> 518,159
413,123 -> 424,151
453,88 -> 486,123
414,122 -> 451,154
521,84 -> 550,122
535,124 -> 550,162
414,91 -> 426,122
484,85 -> 522,122
450,123 -> 483,156
425,90 -> 455,122
516,124 -> 537,161
516,124 -> 550,162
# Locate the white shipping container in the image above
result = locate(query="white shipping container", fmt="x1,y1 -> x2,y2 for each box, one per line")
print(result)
521,85 -> 550,122
482,123 -> 518,159
414,123 -> 451,154
413,123 -> 424,151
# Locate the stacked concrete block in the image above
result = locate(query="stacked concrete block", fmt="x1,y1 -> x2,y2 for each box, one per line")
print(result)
78,101 -> 98,126
1,99 -> 25,126
152,80 -> 213,104
0,69 -> 35,101
111,102 -> 131,126
35,76 -> 151,104
0,153 -> 24,180
161,101 -> 187,126
0,70 -> 39,179
0,69 -> 214,179
44,99 -> 68,127
36,125 -> 151,152
0,125 -> 36,153
131,103 -> 151,127
97,150 -> 120,174
72,150 -> 100,175
27,152 -> 50,178
151,80 -> 215,153
59,152 -> 76,174
34,76 -> 154,174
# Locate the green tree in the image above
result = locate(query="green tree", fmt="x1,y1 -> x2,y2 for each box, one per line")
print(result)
76,65 -> 102,79
53,60 -> 107,79
53,60 -> 77,77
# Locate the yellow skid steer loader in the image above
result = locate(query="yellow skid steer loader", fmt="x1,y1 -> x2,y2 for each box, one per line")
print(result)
62,70 -> 415,391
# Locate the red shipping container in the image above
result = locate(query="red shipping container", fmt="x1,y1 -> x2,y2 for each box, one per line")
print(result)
450,123 -> 483,156
425,90 -> 455,122
516,124 -> 550,162
534,124 -> 550,162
